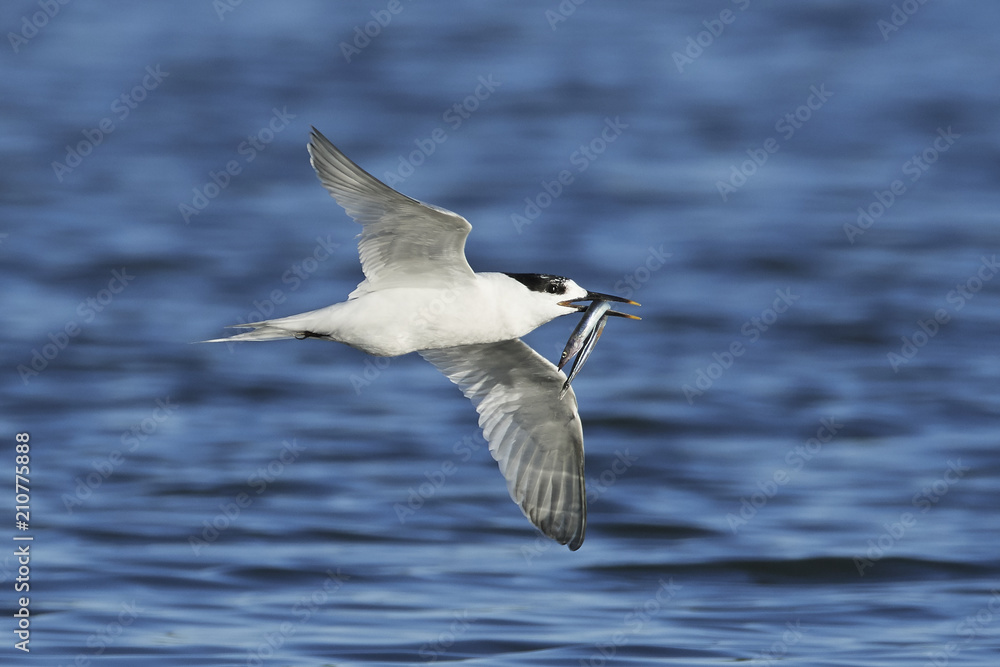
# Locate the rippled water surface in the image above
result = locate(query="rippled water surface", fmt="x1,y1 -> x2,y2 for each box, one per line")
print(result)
3,2 -> 1000,665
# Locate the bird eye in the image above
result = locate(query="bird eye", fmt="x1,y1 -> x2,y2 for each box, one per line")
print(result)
547,284 -> 562,294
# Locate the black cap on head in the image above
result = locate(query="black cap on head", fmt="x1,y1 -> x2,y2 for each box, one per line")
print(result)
503,273 -> 569,296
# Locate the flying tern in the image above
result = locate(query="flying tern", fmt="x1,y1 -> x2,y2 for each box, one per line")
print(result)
205,128 -> 639,550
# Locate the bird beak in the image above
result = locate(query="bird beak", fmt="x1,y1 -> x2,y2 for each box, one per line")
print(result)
559,292 -> 641,320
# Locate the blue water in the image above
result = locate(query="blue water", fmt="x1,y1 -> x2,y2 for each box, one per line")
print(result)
3,1 -> 1000,664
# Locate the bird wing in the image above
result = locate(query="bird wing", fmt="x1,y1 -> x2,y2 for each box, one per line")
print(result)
307,128 -> 476,295
419,339 -> 587,550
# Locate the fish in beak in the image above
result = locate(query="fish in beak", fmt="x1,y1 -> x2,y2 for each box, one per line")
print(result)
556,293 -> 640,397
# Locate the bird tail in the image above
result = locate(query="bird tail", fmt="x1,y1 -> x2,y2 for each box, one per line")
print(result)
201,310 -> 328,344
202,325 -> 298,343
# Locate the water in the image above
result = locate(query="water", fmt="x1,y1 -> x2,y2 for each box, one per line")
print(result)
2,1 -> 1000,664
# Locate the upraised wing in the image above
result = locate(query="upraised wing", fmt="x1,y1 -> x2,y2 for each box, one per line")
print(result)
420,339 -> 587,550
307,128 -> 475,295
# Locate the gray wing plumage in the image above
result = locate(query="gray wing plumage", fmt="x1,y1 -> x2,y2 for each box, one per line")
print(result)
420,340 -> 587,550
307,128 -> 475,294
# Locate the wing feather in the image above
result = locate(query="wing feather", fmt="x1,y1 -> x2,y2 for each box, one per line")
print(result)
307,128 -> 475,294
420,340 -> 587,550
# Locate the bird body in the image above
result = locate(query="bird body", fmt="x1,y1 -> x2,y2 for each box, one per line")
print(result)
205,128 -> 638,550
214,271 -> 590,357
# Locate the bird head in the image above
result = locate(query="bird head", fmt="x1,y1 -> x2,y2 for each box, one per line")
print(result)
502,273 -> 640,326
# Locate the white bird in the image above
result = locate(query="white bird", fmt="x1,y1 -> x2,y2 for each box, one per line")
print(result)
205,128 -> 639,550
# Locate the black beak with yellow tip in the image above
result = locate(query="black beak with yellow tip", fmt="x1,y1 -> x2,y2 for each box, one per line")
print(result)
559,291 -> 641,320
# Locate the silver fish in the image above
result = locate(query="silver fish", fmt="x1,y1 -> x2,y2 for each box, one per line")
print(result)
559,302 -> 612,398
559,300 -> 613,372
555,293 -> 640,397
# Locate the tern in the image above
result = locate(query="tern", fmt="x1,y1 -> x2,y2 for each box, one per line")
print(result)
205,128 -> 639,550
